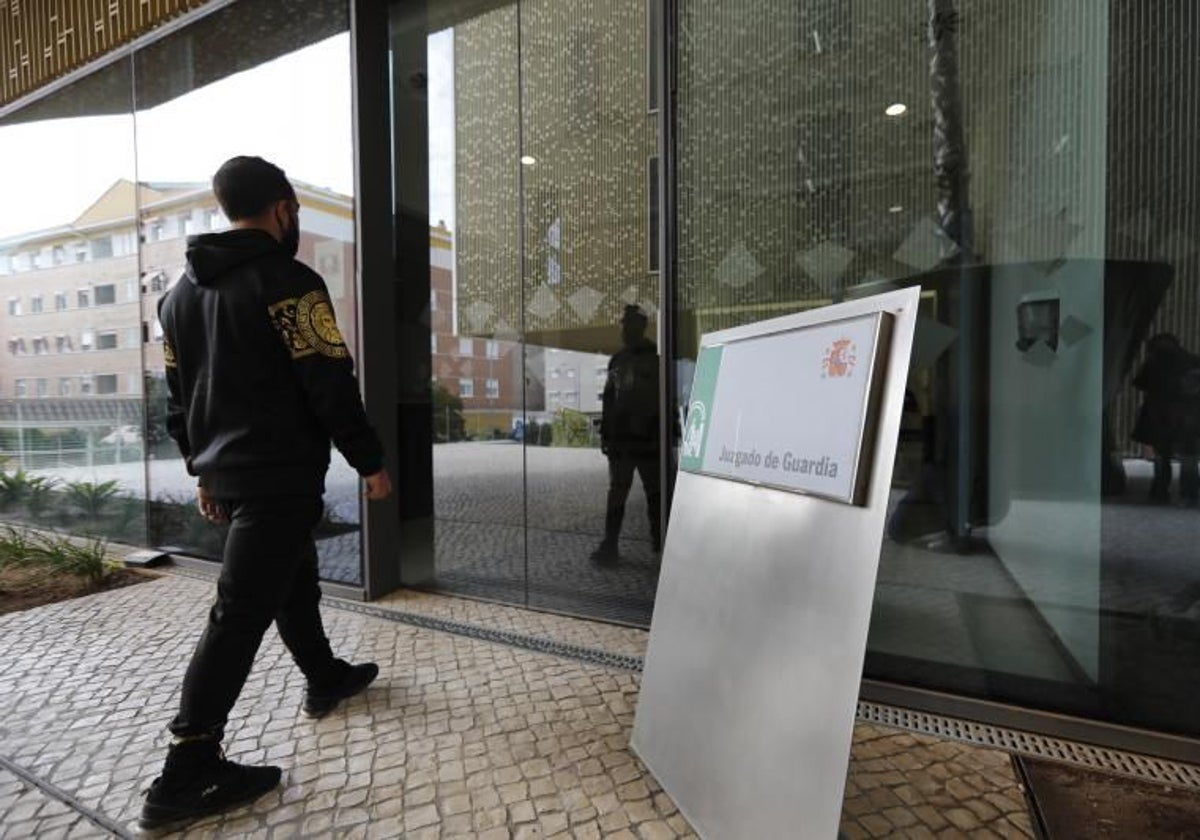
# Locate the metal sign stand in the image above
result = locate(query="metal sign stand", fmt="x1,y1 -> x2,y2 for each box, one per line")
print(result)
632,289 -> 920,839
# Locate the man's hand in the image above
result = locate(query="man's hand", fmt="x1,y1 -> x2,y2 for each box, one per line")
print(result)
364,469 -> 393,501
197,486 -> 228,524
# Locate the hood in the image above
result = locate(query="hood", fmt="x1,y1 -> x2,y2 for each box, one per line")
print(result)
184,229 -> 282,286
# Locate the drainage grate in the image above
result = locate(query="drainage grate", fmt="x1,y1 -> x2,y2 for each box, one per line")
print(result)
329,599 -> 646,673
858,701 -> 1200,791
162,565 -> 1200,790
164,564 -> 645,673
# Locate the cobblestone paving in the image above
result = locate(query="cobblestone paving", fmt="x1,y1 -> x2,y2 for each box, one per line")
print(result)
0,767 -> 109,839
0,576 -> 1034,838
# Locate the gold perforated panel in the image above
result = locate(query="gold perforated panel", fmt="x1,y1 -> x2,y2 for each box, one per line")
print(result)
0,0 -> 210,106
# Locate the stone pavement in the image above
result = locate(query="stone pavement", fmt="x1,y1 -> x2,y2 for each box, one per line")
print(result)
0,574 -> 1036,838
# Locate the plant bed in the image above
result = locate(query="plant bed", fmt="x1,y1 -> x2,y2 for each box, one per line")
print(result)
0,526 -> 153,616
0,564 -> 150,616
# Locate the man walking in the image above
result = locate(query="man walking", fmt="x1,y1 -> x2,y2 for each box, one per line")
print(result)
140,156 -> 392,831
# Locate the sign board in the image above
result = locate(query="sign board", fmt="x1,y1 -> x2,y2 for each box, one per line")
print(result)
679,312 -> 892,505
632,289 -> 919,840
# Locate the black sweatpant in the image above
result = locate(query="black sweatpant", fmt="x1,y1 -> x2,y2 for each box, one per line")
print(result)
169,495 -> 339,738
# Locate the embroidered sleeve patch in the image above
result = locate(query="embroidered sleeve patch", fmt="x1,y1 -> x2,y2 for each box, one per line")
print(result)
163,338 -> 177,368
268,292 -> 348,360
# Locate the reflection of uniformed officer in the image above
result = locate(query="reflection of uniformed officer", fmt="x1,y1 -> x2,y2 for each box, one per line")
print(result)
592,305 -> 662,565
143,157 -> 391,831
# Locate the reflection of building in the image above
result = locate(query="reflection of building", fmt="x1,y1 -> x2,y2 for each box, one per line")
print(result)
453,0 -> 660,354
0,179 -> 358,402
428,225 -> 531,436
544,348 -> 607,416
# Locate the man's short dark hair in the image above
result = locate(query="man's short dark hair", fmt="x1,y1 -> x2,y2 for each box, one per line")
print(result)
212,156 -> 296,221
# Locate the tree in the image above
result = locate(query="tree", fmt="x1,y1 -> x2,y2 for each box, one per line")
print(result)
432,384 -> 466,442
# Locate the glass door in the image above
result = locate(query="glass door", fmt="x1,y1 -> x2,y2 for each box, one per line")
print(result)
397,0 -> 663,625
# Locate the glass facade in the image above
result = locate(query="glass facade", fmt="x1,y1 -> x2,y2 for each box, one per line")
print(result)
670,0 -> 1200,738
2,0 -> 1198,748
0,0 -> 363,584
399,0 -> 664,624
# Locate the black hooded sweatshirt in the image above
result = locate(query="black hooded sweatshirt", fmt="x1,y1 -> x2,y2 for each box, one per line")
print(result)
157,228 -> 383,499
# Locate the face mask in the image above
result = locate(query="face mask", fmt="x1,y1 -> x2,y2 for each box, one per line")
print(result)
281,209 -> 300,258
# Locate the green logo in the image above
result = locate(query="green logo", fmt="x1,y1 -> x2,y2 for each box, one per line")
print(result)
680,345 -> 723,472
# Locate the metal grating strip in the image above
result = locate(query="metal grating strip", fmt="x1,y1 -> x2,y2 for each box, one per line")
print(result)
163,565 -> 645,673
161,565 -> 1200,791
858,701 -> 1200,791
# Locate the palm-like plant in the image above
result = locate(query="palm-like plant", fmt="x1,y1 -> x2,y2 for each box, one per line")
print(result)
65,480 -> 122,520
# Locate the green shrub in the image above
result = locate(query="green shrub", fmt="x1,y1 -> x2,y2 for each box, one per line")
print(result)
0,526 -> 112,582
0,470 -> 34,510
65,480 -> 122,519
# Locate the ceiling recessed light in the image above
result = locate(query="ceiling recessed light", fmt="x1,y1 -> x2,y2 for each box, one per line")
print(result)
888,205 -> 903,213
885,103 -> 907,117
520,155 -> 537,166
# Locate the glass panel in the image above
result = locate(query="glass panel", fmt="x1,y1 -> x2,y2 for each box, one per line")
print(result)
0,59 -> 146,545
673,0 -> 1200,736
412,0 -> 664,624
424,8 -> 528,604
134,0 -> 361,584
515,0 -> 663,623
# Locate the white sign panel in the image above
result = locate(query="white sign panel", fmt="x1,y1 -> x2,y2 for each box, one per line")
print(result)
632,289 -> 919,840
679,312 -> 892,505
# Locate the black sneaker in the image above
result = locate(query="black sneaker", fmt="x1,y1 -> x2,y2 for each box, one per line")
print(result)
303,660 -> 379,718
139,743 -> 281,832
590,540 -> 619,567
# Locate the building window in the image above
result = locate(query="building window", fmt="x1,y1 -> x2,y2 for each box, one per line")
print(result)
430,334 -> 438,354
77,289 -> 90,308
14,379 -> 27,398
91,237 -> 113,260
96,331 -> 119,351
126,279 -> 138,302
648,156 -> 660,273
486,340 -> 500,359
55,292 -> 67,311
58,378 -> 71,397
7,338 -> 18,355
486,378 -> 500,399
153,320 -> 164,342
126,328 -> 139,348
30,295 -> 43,314
7,298 -> 20,316
81,330 -> 94,351
95,374 -> 118,395
79,377 -> 92,396
458,378 -> 474,398
94,284 -> 116,306
36,378 -> 47,398
459,337 -> 473,356
430,289 -> 437,311
32,338 -> 48,355
149,273 -> 168,293
56,335 -> 73,353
